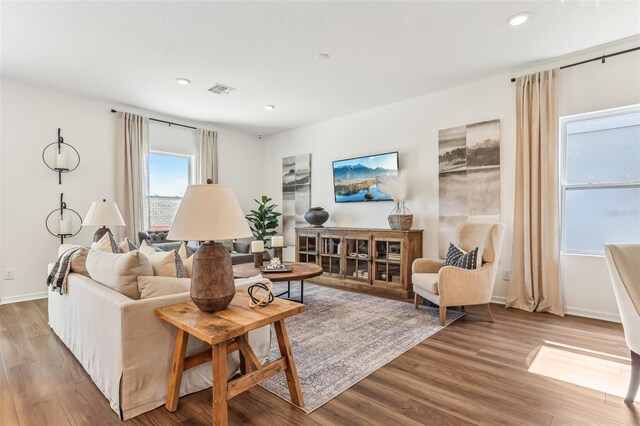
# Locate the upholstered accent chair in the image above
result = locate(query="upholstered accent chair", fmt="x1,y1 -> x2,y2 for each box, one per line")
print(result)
604,244 -> 640,404
412,222 -> 506,326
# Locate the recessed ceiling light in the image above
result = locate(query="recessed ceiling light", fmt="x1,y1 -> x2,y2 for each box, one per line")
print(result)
507,12 -> 530,26
263,104 -> 275,111
316,53 -> 330,61
176,78 -> 191,86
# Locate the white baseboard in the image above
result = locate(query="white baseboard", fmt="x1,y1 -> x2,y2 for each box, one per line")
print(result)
491,295 -> 507,305
565,305 -> 621,323
489,294 -> 620,323
0,291 -> 48,305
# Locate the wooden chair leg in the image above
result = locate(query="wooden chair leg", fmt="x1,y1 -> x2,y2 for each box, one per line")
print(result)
626,350 -> 640,404
439,306 -> 446,326
482,303 -> 494,322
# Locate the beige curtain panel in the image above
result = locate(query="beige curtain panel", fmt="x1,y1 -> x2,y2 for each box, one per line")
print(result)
116,112 -> 150,242
506,68 -> 565,316
196,129 -> 218,184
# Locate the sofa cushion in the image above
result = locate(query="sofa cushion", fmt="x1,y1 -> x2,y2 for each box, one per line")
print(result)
412,272 -> 439,295
86,249 -> 153,299
137,276 -> 191,299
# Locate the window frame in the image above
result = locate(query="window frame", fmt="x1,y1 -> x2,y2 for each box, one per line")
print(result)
559,104 -> 640,256
148,150 -> 195,230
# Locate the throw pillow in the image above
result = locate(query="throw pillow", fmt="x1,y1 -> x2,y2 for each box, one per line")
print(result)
183,255 -> 193,278
86,249 -> 153,299
139,240 -> 162,256
91,231 -> 122,253
137,276 -> 191,299
58,244 -> 90,276
118,237 -> 138,253
145,249 -> 188,278
443,243 -> 479,270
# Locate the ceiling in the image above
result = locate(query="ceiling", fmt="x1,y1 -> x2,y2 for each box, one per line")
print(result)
2,1 -> 639,136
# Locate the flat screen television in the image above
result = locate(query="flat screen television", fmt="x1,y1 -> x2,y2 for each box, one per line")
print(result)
332,151 -> 399,203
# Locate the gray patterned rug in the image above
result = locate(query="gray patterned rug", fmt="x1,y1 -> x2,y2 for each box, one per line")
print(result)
259,282 -> 464,413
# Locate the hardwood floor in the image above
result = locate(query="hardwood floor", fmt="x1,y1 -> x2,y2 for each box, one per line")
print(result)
1,298 -> 638,426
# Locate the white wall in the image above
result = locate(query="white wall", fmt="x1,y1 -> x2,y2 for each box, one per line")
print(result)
263,39 -> 640,322
0,79 -> 264,303
263,75 -> 517,304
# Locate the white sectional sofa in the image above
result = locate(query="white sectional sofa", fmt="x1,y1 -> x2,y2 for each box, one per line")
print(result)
48,271 -> 271,420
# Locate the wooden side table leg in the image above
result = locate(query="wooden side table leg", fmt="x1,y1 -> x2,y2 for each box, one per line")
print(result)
166,329 -> 189,411
212,341 -> 228,425
274,320 -> 304,407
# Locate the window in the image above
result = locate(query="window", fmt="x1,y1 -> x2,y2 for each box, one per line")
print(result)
560,105 -> 640,255
148,151 -> 193,231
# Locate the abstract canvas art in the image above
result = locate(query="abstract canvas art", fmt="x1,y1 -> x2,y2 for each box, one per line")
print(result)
283,153 -> 311,245
438,119 -> 500,257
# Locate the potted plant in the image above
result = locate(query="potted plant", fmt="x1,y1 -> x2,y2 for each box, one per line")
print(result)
377,172 -> 413,230
245,196 -> 281,242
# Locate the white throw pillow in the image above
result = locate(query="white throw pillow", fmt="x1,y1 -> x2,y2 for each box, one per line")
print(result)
90,231 -> 122,253
118,237 -> 138,253
86,249 -> 153,299
183,255 -> 193,278
139,240 -> 161,256
137,276 -> 191,299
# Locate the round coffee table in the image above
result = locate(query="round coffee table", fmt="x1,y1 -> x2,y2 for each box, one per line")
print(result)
233,262 -> 323,304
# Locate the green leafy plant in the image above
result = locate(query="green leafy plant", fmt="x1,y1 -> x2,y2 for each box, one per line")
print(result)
245,196 -> 281,241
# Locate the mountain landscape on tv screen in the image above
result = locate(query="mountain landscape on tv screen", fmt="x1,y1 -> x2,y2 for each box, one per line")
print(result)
333,160 -> 397,202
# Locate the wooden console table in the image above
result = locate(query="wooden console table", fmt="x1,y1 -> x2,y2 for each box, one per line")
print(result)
296,227 -> 423,299
156,291 -> 306,425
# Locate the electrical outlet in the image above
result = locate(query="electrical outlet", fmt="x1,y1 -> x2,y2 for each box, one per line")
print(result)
503,270 -> 511,281
4,269 -> 15,280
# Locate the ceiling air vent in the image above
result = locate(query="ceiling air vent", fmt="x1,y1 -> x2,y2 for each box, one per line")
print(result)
208,83 -> 236,95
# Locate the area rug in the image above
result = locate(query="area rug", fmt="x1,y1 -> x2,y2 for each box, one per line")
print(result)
259,282 -> 464,413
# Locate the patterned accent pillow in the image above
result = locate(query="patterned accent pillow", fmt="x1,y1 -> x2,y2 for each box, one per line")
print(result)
174,251 -> 188,278
443,243 -> 479,270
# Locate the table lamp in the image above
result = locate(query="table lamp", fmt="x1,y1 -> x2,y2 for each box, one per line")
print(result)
82,199 -> 126,242
168,182 -> 252,312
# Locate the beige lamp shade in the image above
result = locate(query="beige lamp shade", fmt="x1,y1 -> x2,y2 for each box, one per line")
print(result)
168,184 -> 252,241
82,200 -> 126,227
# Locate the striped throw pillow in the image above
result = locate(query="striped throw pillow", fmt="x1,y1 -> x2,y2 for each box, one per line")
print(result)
443,243 -> 479,270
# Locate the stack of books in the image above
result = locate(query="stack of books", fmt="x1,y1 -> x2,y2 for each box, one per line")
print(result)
387,252 -> 401,262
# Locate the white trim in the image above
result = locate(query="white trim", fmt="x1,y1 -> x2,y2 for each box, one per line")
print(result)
491,295 -> 507,305
0,291 -> 48,305
490,294 -> 621,323
565,305 -> 621,323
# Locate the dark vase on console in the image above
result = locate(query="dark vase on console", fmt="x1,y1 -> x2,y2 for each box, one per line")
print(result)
304,207 -> 329,227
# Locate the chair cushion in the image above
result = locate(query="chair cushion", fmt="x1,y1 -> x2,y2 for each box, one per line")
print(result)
412,273 -> 439,295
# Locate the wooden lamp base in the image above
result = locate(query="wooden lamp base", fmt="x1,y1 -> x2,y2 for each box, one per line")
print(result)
93,227 -> 110,242
191,242 -> 235,313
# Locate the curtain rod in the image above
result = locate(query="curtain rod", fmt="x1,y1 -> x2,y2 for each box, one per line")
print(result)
110,109 -> 197,130
509,46 -> 640,83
